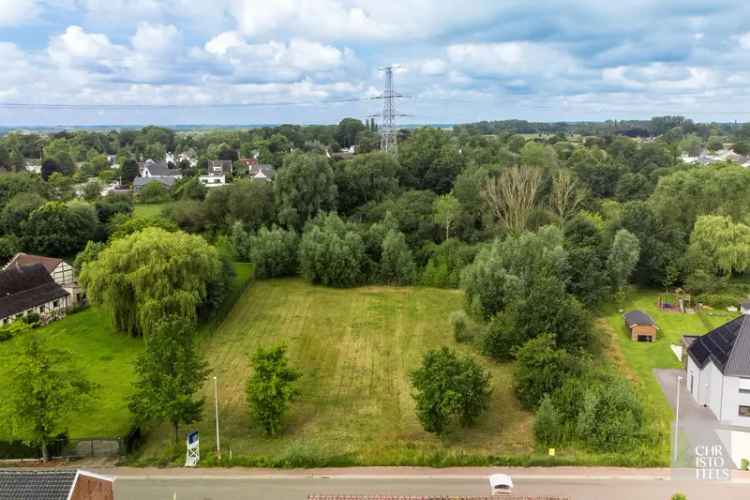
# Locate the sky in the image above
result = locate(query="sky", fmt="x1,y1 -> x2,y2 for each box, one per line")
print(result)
2,0 -> 750,126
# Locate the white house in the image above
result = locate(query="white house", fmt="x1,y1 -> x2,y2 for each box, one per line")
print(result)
686,314 -> 750,427
199,165 -> 226,188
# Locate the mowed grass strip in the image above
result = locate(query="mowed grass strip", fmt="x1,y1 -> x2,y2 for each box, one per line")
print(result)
168,278 -> 532,462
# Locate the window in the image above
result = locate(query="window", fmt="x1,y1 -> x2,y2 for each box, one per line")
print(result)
53,300 -> 59,308
740,378 -> 750,394
740,406 -> 750,417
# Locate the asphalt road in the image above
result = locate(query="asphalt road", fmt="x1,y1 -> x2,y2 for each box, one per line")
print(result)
114,476 -> 749,500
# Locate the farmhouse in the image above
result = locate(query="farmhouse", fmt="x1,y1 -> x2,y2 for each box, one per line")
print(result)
0,253 -> 84,325
0,469 -> 114,500
623,310 -> 658,342
686,313 -> 750,427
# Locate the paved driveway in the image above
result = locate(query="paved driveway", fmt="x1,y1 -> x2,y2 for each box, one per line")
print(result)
655,368 -> 738,469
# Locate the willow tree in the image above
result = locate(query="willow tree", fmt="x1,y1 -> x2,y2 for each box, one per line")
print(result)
79,227 -> 222,336
481,166 -> 541,234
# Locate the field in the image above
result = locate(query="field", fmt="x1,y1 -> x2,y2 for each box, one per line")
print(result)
0,262 -> 253,441
602,291 -> 734,459
132,202 -> 174,219
141,278 -> 534,464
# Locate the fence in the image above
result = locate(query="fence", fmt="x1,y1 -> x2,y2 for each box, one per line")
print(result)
60,437 -> 123,458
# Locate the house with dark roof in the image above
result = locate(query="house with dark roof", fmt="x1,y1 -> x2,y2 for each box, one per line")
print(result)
686,313 -> 750,427
623,310 -> 657,342
249,163 -> 275,182
0,263 -> 70,325
208,159 -> 233,176
0,469 -> 113,500
3,253 -> 84,308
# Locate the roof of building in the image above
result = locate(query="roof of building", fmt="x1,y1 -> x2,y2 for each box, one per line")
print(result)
140,159 -> 181,177
0,263 -> 70,319
688,314 -> 750,376
0,469 -> 76,500
133,176 -> 178,189
249,164 -> 275,180
0,470 -> 113,500
3,253 -> 63,274
623,310 -> 656,327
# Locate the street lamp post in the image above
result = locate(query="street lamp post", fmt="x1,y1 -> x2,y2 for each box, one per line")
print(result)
673,375 -> 683,464
213,376 -> 221,460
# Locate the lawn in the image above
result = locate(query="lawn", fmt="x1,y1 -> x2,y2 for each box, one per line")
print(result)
132,202 -> 174,219
0,307 -> 141,439
141,278 -> 533,464
601,290 -> 735,460
0,262 -> 253,442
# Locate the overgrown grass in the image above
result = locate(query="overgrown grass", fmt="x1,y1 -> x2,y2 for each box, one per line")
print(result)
138,278 -> 535,464
600,290 -> 734,464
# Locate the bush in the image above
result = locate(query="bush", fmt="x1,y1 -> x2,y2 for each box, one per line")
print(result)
137,181 -> 171,203
696,292 -> 742,308
450,310 -> 474,343
575,379 -> 645,452
741,458 -> 749,471
671,494 -> 687,500
298,213 -> 365,287
410,347 -> 492,434
246,345 -> 300,436
534,396 -> 562,448
379,229 -> 416,285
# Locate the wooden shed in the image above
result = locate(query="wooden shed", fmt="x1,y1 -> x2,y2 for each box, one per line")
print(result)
624,310 -> 658,342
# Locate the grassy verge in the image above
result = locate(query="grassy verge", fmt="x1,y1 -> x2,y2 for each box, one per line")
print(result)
132,202 -> 174,219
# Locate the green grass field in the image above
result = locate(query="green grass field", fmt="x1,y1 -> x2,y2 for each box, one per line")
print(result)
0,307 -> 141,439
601,291 -> 735,459
141,278 -> 533,464
0,262 -> 253,441
132,202 -> 173,219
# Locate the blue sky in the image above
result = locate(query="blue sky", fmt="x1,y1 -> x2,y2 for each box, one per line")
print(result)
1,0 -> 750,125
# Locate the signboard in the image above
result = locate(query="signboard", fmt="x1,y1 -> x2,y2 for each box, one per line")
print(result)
185,431 -> 199,467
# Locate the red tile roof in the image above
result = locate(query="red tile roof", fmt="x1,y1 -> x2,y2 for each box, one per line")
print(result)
4,253 -> 63,274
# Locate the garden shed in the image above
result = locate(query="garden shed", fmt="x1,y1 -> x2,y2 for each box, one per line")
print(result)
624,310 -> 658,342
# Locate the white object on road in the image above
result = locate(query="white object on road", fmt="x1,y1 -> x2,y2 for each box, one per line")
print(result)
488,473 -> 513,496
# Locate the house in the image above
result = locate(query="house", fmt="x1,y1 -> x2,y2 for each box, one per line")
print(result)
24,159 -> 42,174
199,164 -> 227,188
686,313 -> 750,427
623,310 -> 658,342
209,159 -> 233,176
3,252 -> 82,302
0,263 -> 71,325
0,469 -> 114,500
248,163 -> 275,182
138,159 -> 183,180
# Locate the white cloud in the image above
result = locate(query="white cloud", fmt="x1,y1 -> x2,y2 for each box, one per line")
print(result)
739,32 -> 750,50
48,25 -> 127,68
0,0 -> 40,25
131,22 -> 182,57
420,59 -> 447,76
447,42 -> 579,78
203,32 -> 349,82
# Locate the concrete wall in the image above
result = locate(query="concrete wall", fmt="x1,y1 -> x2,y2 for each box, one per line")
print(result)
720,376 -> 750,427
707,360 -> 724,420
687,356 -> 702,403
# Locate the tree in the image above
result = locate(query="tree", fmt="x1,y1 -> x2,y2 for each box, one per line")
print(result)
0,235 -> 19,263
246,345 -> 300,436
575,378 -> 644,451
22,201 -> 98,257
227,180 -> 276,230
534,395 -> 563,447
128,317 -> 209,443
433,194 -> 461,240
687,215 -> 750,276
520,141 -> 559,169
274,153 -> 337,229
120,159 -> 140,186
398,128 -> 464,193
334,118 -> 366,148
232,224 -> 299,278
335,153 -> 401,214
0,192 -> 45,237
1,336 -> 97,461
481,167 -> 542,234
137,181 -> 171,203
513,334 -> 582,409
379,229 -> 417,285
549,170 -> 584,223
47,172 -> 75,201
615,172 -> 651,201
79,228 -> 223,336
40,159 -> 63,181
298,213 -> 365,287
607,229 -> 641,292
410,347 -> 492,434
81,180 -> 102,202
